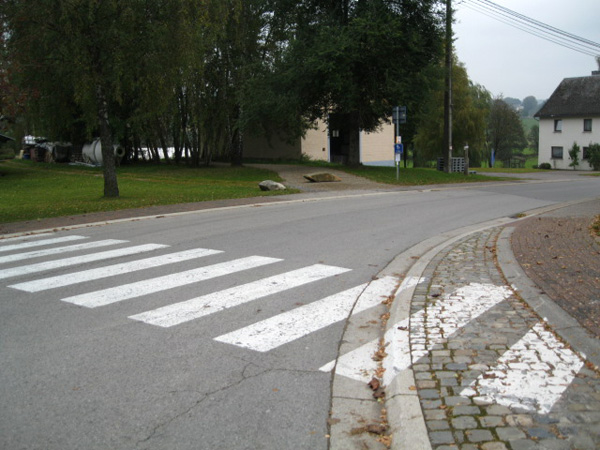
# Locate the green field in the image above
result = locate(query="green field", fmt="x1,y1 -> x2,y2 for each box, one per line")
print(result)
0,159 -> 515,224
0,160 -> 293,224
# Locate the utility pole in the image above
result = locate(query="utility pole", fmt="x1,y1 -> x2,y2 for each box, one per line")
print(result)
443,0 -> 453,173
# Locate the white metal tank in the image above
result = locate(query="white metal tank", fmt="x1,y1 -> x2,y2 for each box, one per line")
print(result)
82,139 -> 124,164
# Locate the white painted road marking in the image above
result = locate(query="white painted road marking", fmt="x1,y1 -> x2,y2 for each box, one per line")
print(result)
129,264 -> 351,328
462,322 -> 584,414
410,283 -> 512,363
0,235 -> 86,253
9,247 -> 222,291
214,276 -> 397,352
2,244 -> 169,283
0,239 -> 127,264
0,233 -> 53,244
321,282 -> 511,383
319,276 -> 422,381
62,256 -> 282,308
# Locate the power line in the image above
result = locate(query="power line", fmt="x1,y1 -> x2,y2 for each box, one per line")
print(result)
458,0 -> 600,57
475,0 -> 600,49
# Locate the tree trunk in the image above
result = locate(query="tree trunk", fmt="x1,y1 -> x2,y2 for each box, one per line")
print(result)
230,127 -> 243,166
96,85 -> 119,197
347,111 -> 361,166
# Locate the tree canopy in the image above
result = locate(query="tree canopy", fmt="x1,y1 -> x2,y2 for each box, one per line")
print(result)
413,61 -> 490,167
488,98 -> 527,165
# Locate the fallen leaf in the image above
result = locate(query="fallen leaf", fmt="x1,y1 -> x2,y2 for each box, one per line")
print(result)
368,378 -> 381,391
366,424 -> 388,435
373,389 -> 386,400
327,418 -> 341,425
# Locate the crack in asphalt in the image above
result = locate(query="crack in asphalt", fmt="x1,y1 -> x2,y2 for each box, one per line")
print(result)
135,362 -> 322,447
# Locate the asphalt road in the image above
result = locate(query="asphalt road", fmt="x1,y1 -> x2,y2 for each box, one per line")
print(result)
1,174 -> 598,450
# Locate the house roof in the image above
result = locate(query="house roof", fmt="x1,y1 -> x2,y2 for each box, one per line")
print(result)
535,75 -> 600,119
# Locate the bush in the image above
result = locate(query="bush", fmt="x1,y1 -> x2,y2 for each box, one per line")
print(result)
587,143 -> 600,170
539,162 -> 552,170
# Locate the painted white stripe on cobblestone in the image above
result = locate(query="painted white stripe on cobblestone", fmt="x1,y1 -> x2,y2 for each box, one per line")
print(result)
461,322 -> 584,414
62,256 -> 281,308
8,247 -> 222,290
214,276 -> 396,352
0,239 -> 126,264
320,281 -> 511,383
410,283 -> 512,363
129,264 -> 350,327
0,235 -> 87,254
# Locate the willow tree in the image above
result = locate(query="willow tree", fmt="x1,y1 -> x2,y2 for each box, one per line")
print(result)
3,0 -> 151,196
413,62 -> 490,167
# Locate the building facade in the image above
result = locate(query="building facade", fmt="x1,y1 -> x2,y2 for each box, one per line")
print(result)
536,73 -> 600,170
244,120 -> 397,166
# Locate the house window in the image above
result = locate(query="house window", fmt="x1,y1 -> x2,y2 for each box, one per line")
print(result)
583,147 -> 589,159
554,119 -> 562,132
584,119 -> 592,132
551,146 -> 563,159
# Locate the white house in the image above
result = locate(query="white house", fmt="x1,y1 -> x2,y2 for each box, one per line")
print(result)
536,71 -> 600,170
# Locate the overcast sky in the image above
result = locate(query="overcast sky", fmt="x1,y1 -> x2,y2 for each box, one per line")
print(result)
453,0 -> 600,102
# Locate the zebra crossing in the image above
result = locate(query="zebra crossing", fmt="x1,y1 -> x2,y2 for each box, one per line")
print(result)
0,233 -> 396,356
1,231 -> 589,418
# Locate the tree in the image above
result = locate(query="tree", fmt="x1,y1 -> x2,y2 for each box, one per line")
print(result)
488,98 -> 527,166
568,142 -> 580,169
413,61 -> 491,167
522,96 -> 538,118
503,97 -> 521,110
275,0 -> 445,165
4,0 -> 148,197
528,124 -> 539,154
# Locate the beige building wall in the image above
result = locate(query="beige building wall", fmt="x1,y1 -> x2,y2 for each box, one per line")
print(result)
361,122 -> 395,165
301,122 -> 329,162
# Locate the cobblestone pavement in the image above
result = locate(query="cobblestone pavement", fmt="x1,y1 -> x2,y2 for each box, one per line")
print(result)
410,228 -> 600,450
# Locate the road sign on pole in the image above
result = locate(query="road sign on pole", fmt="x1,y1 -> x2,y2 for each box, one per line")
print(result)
392,106 -> 407,125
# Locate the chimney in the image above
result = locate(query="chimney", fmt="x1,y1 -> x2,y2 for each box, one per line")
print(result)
594,56 -> 600,76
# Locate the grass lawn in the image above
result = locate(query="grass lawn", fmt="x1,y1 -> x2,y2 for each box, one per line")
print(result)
0,159 -> 516,224
339,165 -> 511,185
0,160 -> 293,224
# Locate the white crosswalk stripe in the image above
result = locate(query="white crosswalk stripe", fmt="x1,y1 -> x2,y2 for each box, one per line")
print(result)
2,244 -> 169,283
129,264 -> 352,328
0,235 -> 86,253
62,255 -> 282,308
8,247 -> 220,290
0,233 -> 53,244
0,239 -> 127,264
1,233 -> 590,422
214,276 -> 397,352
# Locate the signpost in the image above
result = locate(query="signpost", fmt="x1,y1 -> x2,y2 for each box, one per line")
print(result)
393,106 -> 407,180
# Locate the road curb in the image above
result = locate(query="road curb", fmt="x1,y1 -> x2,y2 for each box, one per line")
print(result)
380,196 -> 599,450
496,226 -> 600,369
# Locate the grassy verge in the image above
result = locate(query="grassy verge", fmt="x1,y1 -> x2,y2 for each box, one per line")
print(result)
338,165 -> 511,185
0,160 -> 294,224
